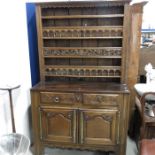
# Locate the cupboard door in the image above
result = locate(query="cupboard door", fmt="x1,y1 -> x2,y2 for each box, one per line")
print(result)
79,109 -> 119,145
40,107 -> 77,144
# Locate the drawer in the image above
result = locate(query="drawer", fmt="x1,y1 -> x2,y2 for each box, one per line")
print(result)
83,94 -> 121,106
40,92 -> 76,105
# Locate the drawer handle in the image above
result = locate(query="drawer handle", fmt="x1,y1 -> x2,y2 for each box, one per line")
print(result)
53,96 -> 60,103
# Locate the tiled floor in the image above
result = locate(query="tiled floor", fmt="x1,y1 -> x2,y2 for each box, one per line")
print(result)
27,137 -> 138,155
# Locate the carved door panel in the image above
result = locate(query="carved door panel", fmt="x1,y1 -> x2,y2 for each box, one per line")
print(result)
79,109 -> 119,145
40,107 -> 77,144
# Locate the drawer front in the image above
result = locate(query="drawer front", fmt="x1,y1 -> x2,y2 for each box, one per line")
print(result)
40,92 -> 76,105
83,94 -> 121,106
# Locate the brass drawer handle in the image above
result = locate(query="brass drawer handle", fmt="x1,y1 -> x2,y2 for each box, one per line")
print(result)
53,96 -> 60,103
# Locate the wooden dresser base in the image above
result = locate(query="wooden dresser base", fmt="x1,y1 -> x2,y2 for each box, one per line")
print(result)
31,82 -> 130,155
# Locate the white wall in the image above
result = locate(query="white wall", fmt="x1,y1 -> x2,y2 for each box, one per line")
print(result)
142,0 -> 155,28
131,0 -> 155,28
0,0 -> 85,141
0,1 -> 31,139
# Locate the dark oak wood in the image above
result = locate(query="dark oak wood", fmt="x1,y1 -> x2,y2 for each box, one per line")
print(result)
36,1 -> 127,82
31,1 -> 143,155
40,107 -> 77,143
31,81 -> 129,93
31,82 -> 130,155
79,108 -> 119,145
83,93 -> 121,106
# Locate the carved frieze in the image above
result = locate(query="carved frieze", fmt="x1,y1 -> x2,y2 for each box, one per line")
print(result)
84,114 -> 113,122
44,48 -> 122,57
46,111 -> 73,120
43,28 -> 123,38
40,1 -> 126,9
45,66 -> 121,77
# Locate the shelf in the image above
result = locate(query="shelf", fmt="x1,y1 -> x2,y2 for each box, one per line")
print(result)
43,47 -> 122,58
44,56 -> 121,59
43,37 -> 123,39
45,74 -> 121,78
44,47 -> 122,49
42,26 -> 123,30
41,14 -> 124,19
45,65 -> 121,78
45,65 -> 121,69
37,1 -> 127,82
